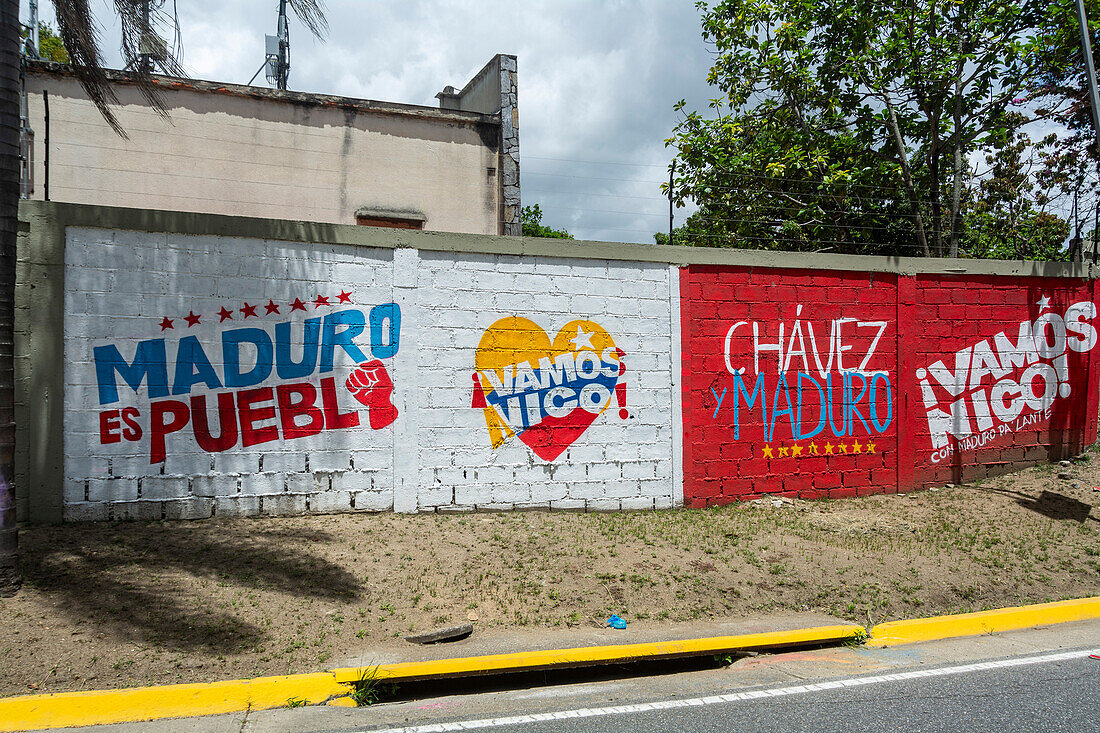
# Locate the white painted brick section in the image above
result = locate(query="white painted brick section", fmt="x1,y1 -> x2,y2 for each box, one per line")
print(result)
215,496 -> 261,518
140,477 -> 190,501
63,228 -> 397,518
192,474 -> 239,497
165,497 -> 214,520
414,251 -> 675,512
62,229 -> 677,520
351,490 -> 392,511
309,491 -> 352,514
87,478 -> 137,503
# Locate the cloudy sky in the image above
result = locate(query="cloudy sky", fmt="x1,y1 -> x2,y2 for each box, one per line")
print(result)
32,0 -> 716,242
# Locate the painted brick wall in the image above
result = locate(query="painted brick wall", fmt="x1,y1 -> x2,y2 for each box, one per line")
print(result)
904,275 -> 1099,490
46,215 -> 1100,521
412,251 -> 677,512
680,267 -> 899,506
60,228 -> 678,520
680,266 -> 1100,506
63,228 -> 400,521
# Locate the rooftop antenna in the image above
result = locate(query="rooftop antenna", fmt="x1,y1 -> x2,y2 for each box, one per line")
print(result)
124,0 -> 175,75
249,0 -> 290,89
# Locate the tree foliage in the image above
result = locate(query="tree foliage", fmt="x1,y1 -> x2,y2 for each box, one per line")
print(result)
521,204 -> 574,239
1032,0 -> 1100,260
665,0 -> 1085,259
22,23 -> 70,63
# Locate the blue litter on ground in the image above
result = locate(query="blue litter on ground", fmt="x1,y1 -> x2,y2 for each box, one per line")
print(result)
607,614 -> 627,629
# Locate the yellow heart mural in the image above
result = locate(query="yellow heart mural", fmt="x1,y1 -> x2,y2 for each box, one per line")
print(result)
472,317 -> 627,461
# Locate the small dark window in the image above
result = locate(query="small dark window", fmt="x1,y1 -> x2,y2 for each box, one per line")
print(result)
354,208 -> 427,230
355,215 -> 424,230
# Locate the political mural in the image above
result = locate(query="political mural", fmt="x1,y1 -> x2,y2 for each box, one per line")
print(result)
471,317 -> 628,461
91,293 -> 400,463
909,277 -> 1098,488
679,267 -> 898,505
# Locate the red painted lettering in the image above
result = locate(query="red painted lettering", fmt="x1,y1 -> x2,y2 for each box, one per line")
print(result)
149,400 -> 190,463
191,392 -> 238,452
238,387 -> 279,447
99,410 -> 121,444
321,376 -> 360,430
120,407 -> 143,441
277,382 -> 324,439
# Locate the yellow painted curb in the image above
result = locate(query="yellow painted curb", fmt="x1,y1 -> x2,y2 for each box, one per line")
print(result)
867,596 -> 1100,648
332,623 -> 866,684
0,623 -> 863,731
0,672 -> 351,732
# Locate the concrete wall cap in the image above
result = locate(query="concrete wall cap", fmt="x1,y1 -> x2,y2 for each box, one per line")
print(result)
26,59 -> 500,126
18,200 -> 1094,280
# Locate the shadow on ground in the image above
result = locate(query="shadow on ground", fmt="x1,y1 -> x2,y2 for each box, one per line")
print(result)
975,487 -> 1096,523
18,521 -> 362,654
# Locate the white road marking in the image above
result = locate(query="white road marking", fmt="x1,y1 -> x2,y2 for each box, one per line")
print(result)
364,648 -> 1099,733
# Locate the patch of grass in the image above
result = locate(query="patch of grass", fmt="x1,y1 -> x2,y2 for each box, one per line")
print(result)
286,696 -> 307,708
349,665 -> 398,707
843,628 -> 868,647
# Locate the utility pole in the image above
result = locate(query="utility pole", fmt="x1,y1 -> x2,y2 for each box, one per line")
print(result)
270,0 -> 290,90
1077,0 -> 1100,150
138,0 -> 153,73
1076,0 -> 1100,264
252,0 -> 290,89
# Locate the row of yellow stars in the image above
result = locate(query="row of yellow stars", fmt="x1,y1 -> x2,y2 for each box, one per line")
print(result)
761,440 -> 877,459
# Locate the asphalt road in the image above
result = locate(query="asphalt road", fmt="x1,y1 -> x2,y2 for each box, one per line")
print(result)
420,650 -> 1098,733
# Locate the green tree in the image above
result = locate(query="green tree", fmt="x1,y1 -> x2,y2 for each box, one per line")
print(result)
666,0 -> 1059,258
521,204 -> 574,239
22,23 -> 70,63
961,116 -> 1070,260
1032,0 -> 1100,261
0,1 -> 327,597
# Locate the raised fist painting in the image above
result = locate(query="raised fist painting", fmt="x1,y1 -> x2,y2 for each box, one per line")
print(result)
345,360 -> 398,430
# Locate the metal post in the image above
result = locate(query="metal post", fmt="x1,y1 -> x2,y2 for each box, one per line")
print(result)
42,88 -> 48,201
27,0 -> 38,56
668,160 -> 675,246
140,0 -> 152,73
1077,0 -> 1100,157
277,0 -> 289,89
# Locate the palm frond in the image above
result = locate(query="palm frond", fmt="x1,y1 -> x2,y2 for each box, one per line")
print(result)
111,0 -> 183,117
53,0 -> 124,134
53,0 -> 328,137
288,0 -> 329,40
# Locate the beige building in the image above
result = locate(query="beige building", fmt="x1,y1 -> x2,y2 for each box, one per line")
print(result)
21,54 -> 520,235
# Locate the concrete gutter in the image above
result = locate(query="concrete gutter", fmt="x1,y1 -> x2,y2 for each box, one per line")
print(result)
2,598 -> 1099,731
0,624 -> 863,731
330,623 -> 865,684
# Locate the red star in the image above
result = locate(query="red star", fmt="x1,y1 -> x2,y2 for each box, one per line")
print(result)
336,290 -> 353,304
264,299 -> 281,315
184,311 -> 201,327
289,298 -> 307,312
313,294 -> 331,308
159,317 -> 174,331
240,302 -> 258,318
217,307 -> 234,322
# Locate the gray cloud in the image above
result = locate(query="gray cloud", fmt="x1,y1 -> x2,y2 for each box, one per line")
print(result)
36,0 -> 715,242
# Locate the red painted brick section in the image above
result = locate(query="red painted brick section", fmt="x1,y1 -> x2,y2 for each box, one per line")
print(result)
680,267 -> 1098,504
